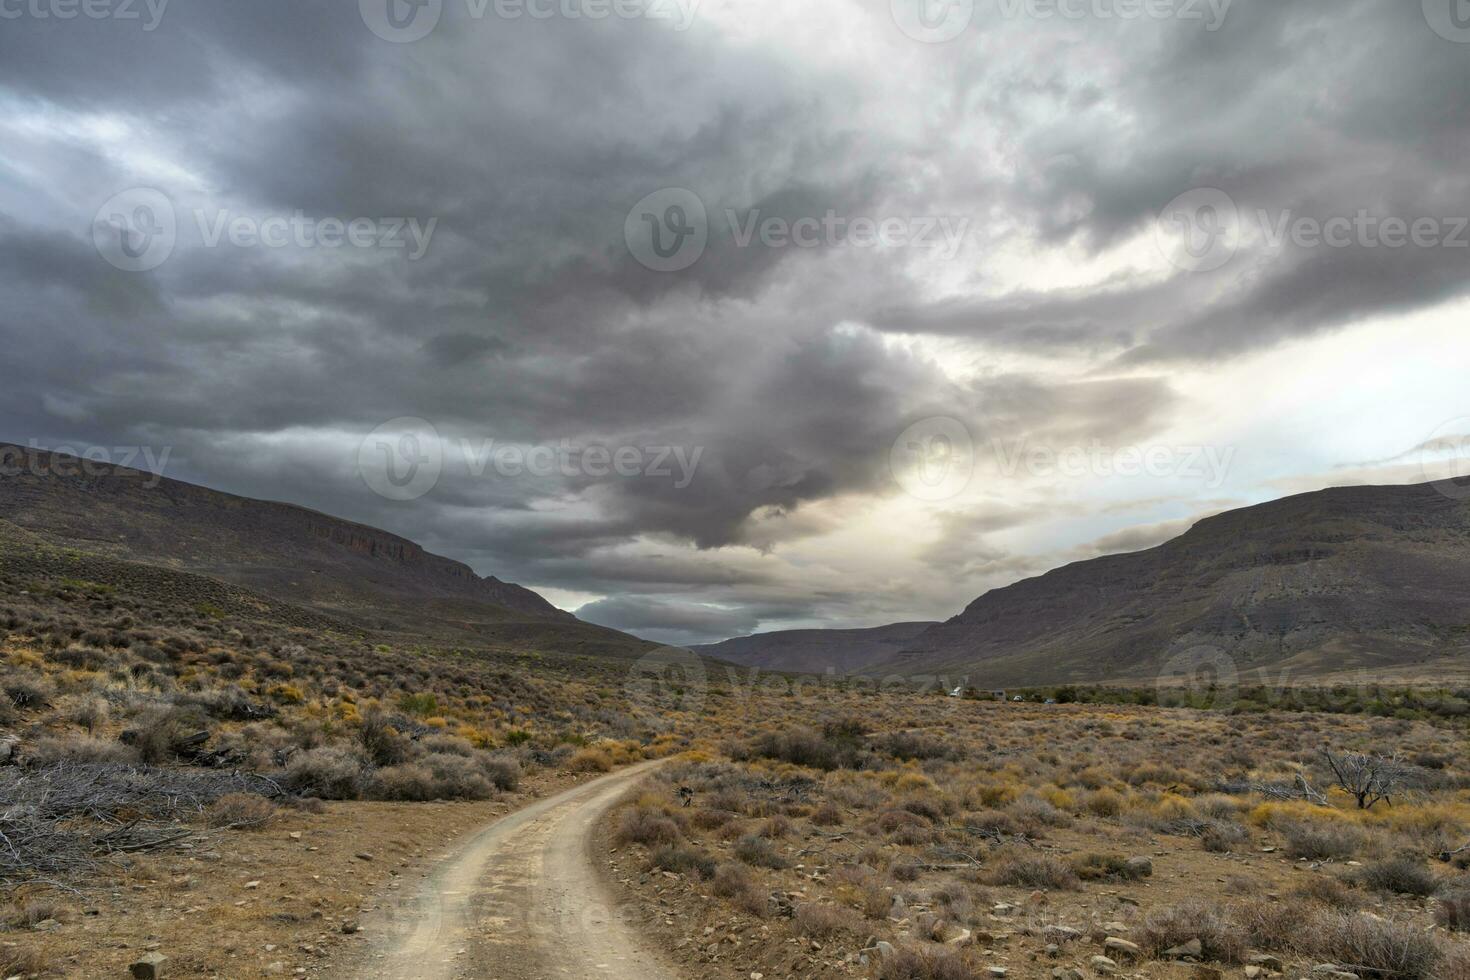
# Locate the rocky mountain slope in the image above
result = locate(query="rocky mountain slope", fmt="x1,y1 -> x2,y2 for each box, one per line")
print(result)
692,621 -> 937,674
882,480 -> 1470,685
0,444 -> 651,657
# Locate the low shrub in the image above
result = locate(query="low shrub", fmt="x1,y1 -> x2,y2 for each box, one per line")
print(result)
615,807 -> 681,848
711,863 -> 769,917
734,833 -> 788,869
1200,819 -> 1249,853
1232,898 -> 1308,951
23,735 -> 138,767
794,903 -> 863,939
284,746 -> 365,800
0,946 -> 49,976
568,747 -> 613,773
1307,911 -> 1441,980
2,674 -> 53,709
749,728 -> 865,771
810,803 -> 844,826
1355,857 -> 1440,897
983,848 -> 1078,890
1437,884 -> 1470,932
1070,853 -> 1149,881
1282,820 -> 1367,860
650,845 -> 716,879
1292,874 -> 1366,910
1138,901 -> 1248,964
877,946 -> 981,980
203,793 -> 276,829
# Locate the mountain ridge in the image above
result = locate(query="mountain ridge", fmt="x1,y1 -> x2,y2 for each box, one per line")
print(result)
0,443 -> 652,657
703,480 -> 1470,684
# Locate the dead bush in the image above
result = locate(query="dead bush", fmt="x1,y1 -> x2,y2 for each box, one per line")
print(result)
23,735 -> 138,767
711,862 -> 769,917
1293,874 -> 1367,911
1138,901 -> 1248,963
1232,897 -> 1310,951
1,897 -> 64,930
983,847 -> 1078,890
733,833 -> 788,869
203,793 -> 276,829
2,674 -> 53,710
877,946 -> 982,980
1070,852 -> 1149,881
357,710 -> 411,766
1355,857 -> 1441,897
0,946 -> 49,976
810,803 -> 844,826
690,807 -> 734,830
1282,820 -> 1367,860
1436,885 -> 1470,932
1005,794 -> 1071,832
1308,911 -> 1442,980
650,845 -> 716,879
795,903 -> 864,939
568,747 -> 613,773
749,728 -> 865,771
1200,819 -> 1249,853
615,807 -> 681,848
283,746 -> 365,799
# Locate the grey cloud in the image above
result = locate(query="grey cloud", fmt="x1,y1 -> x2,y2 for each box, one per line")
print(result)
1,0 -> 1463,644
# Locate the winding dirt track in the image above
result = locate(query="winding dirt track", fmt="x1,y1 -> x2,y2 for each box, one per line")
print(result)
351,759 -> 676,980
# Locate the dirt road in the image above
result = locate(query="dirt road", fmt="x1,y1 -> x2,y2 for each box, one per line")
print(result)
346,759 -> 675,980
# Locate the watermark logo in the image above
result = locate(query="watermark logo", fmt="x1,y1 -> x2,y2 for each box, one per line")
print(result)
361,0 -> 698,42
93,187 -> 176,273
358,417 -> 444,501
624,646 -> 707,731
991,438 -> 1235,488
0,442 -> 172,489
1155,187 -> 1240,273
1423,0 -> 1470,43
1157,644 -> 1238,711
890,416 -> 974,502
1159,187 -> 1470,274
1417,417 -> 1470,501
194,210 -> 438,261
891,0 -> 974,42
995,0 -> 1231,30
359,0 -> 443,42
625,188 -> 708,272
0,0 -> 170,30
727,209 -> 970,259
460,438 -> 702,488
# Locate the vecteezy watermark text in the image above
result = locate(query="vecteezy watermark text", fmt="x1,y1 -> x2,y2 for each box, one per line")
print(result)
0,442 -> 172,488
358,418 -> 705,501
0,0 -> 168,29
93,189 -> 441,273
890,0 -> 1230,43
625,188 -> 972,273
992,437 -> 1235,488
195,210 -> 438,261
889,417 -> 1236,502
1156,187 -> 1470,273
358,0 -> 699,43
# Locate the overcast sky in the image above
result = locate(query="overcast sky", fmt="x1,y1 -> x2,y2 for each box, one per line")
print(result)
3,0 -> 1469,645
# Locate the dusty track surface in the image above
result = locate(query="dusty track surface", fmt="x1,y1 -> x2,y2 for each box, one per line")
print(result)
343,759 -> 675,980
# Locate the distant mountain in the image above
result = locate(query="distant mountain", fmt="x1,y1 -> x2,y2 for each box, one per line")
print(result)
704,480 -> 1470,686
692,621 -> 938,673
0,443 -> 652,658
884,481 -> 1470,685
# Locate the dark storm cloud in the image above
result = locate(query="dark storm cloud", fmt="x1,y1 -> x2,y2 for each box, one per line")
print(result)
1,0 -> 1465,642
